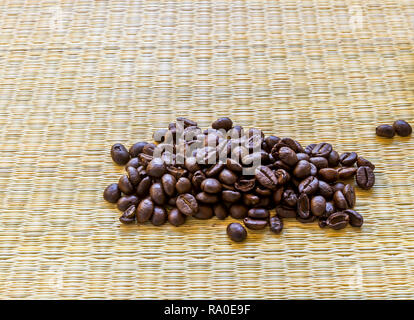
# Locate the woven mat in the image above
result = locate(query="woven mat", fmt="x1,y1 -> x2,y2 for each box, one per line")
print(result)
1,0 -> 414,299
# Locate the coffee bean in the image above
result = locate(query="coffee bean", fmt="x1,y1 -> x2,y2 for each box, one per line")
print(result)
146,158 -> 166,178
196,191 -> 219,204
356,157 -> 375,170
376,124 -> 395,138
344,209 -> 363,227
305,143 -> 316,155
326,211 -> 349,230
298,176 -> 319,195
138,153 -> 153,167
176,117 -> 198,128
222,190 -> 241,203
175,177 -> 192,194
276,205 -> 296,218
168,196 -> 178,207
117,195 -> 139,211
296,153 -> 310,162
311,143 -> 332,158
254,166 -> 278,190
356,166 -> 375,190
161,174 -> 176,197
337,167 -> 357,180
194,205 -> 214,220
274,169 -> 290,185
136,198 -> 154,223
243,217 -> 268,230
227,223 -> 247,242
264,136 -> 280,152
273,186 -> 284,204
151,206 -> 167,226
229,204 -> 248,219
126,166 -> 141,186
310,157 -> 329,169
192,170 -> 206,190
293,160 -> 311,178
184,157 -> 200,173
339,152 -> 358,166
309,163 -> 318,176
393,120 -> 412,137
213,204 -> 228,220
243,193 -> 260,207
310,195 -> 326,217
282,189 -> 297,207
325,202 -> 336,217
318,180 -> 334,199
332,182 -> 345,192
111,143 -> 130,165
279,147 -> 298,166
274,160 -> 291,172
205,162 -> 225,177
125,157 -> 141,169
166,166 -> 187,180
328,150 -> 340,167
343,184 -> 356,208
118,175 -> 134,195
201,178 -> 222,193
235,177 -> 256,192
226,158 -> 243,172
212,117 -> 233,131
333,190 -> 348,210
150,182 -> 166,205
297,193 -> 310,219
119,205 -> 136,224
269,216 -> 283,234
318,168 -> 339,183
129,142 -> 148,158
103,183 -> 121,203
142,143 -> 156,156
248,208 -> 269,219
137,176 -> 152,197
255,186 -> 272,197
176,193 -> 198,216
168,207 -> 186,226
219,169 -> 238,185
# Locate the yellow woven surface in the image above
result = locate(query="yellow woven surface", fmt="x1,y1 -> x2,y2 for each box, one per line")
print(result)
0,0 -> 414,299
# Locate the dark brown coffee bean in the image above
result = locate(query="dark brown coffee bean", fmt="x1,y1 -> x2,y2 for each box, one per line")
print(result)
136,198 -> 154,223
344,209 -> 364,227
255,166 -> 278,190
212,117 -> 233,131
151,206 -> 167,226
213,203 -> 228,220
235,177 -> 256,192
110,143 -> 130,165
333,190 -> 348,210
376,124 -> 395,138
166,166 -> 187,179
201,178 -> 222,193
142,143 -> 156,156
297,193 -> 310,219
332,182 -> 345,192
274,169 -> 290,185
175,177 -> 191,194
176,193 -> 198,216
393,120 -> 412,137
325,202 -> 336,217
138,153 -> 153,166
337,167 -> 357,180
176,117 -> 198,128
117,195 -> 139,211
343,184 -> 356,208
273,186 -> 284,204
356,166 -> 375,190
309,163 -> 318,176
226,158 -> 243,172
274,137 -> 300,153
264,136 -> 280,152
339,152 -> 358,166
227,223 -> 247,242
293,160 -> 311,178
326,211 -> 349,230
318,180 -> 334,199
248,208 -> 269,219
229,204 -> 248,219
194,205 -> 214,220
222,190 -> 241,203
311,143 -> 332,158
125,166 -> 140,185
149,182 -> 166,205
318,168 -> 339,183
274,160 -> 291,171
136,176 -> 152,197
118,175 -> 134,195
298,176 -> 319,195
119,205 -> 136,224
129,142 -> 148,158
192,170 -> 206,190
168,207 -> 186,226
327,150 -> 340,167
279,147 -> 298,166
269,216 -> 283,234
205,162 -> 225,177
310,195 -> 326,217
305,143 -> 316,155
276,205 -> 296,218
125,157 -> 141,169
196,192 -> 219,204
184,157 -> 200,173
218,169 -> 238,185
243,217 -> 268,230
356,157 -> 375,170
282,189 -> 297,207
161,174 -> 176,197
296,153 -> 310,162
310,157 -> 329,169
146,158 -> 166,178
103,183 -> 121,203
243,193 -> 260,207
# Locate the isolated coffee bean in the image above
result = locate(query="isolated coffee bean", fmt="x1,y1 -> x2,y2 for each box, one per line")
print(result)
248,208 -> 269,219
293,160 -> 311,178
222,190 -> 241,203
136,198 -> 154,223
117,195 -> 139,212
103,183 -> 121,203
311,196 -> 326,217
376,124 -> 395,138
279,147 -> 298,166
333,190 -> 348,210
229,204 -> 248,219
219,169 -> 238,185
212,117 -> 233,131
151,206 -> 167,226
201,178 -> 222,193
196,192 -> 219,204
310,157 -> 328,169
328,150 -> 340,167
311,143 -> 332,158
298,176 -> 319,195
176,194 -> 198,216
269,216 -> 283,234
283,189 -> 297,207
168,208 -> 186,226
129,142 -> 148,158
318,180 -> 334,199
356,157 -> 375,170
276,205 -> 296,218
326,211 -> 349,230
137,176 -> 152,197
297,193 -> 310,219
243,217 -> 268,230
337,167 -> 357,180
118,175 -> 134,195
393,120 -> 412,137
318,168 -> 339,183
150,182 -> 166,205
213,203 -> 228,220
339,152 -> 358,166
255,166 -> 278,190
344,209 -> 364,227
146,158 -> 166,178
356,166 -> 375,190
194,205 -> 214,220
343,184 -> 356,208
227,223 -> 247,242
111,143 -> 130,165
175,177 -> 192,194
161,174 -> 176,197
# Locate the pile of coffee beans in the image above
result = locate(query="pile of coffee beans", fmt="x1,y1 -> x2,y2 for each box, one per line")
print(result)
104,117 -> 375,242
376,120 -> 412,138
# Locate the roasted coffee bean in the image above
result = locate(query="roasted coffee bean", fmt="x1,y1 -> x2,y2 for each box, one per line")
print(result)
125,157 -> 141,169
296,153 -> 310,162
344,209 -> 364,227
219,169 -> 238,185
192,170 -> 206,190
229,204 -> 248,219
343,184 -> 356,208
356,157 -> 375,170
273,186 -> 284,204
269,216 -> 283,234
243,193 -> 260,207
393,120 -> 412,137
333,190 -> 348,210
227,223 -> 247,242
196,192 -> 219,204
146,158 -> 166,178
311,143 -> 332,158
201,178 -> 222,193
298,176 -> 319,195
325,202 -> 336,217
283,189 -> 297,207
103,183 -> 121,203
274,137 -> 300,152
264,136 -> 280,152
310,157 -> 328,169
213,204 -> 228,220
296,215 -> 317,224
293,160 -> 311,178
176,193 -> 198,216
111,143 -> 130,165
255,186 -> 272,197
235,177 -> 256,192
168,196 -> 178,207
326,211 -> 349,230
275,169 -> 290,185
255,166 -> 278,190
276,205 -> 296,218
119,205 -> 136,224
168,207 -> 186,226
356,166 -> 375,190
222,190 -> 241,203
184,157 -> 200,173
151,206 -> 167,226
175,177 -> 192,194
205,162 -> 225,177
318,180 -> 334,199
161,174 -> 176,197
118,175 -> 134,195
137,176 -> 152,197
297,193 -> 310,219
305,143 -> 316,155
212,117 -> 233,131
309,163 -> 318,176
138,153 -> 153,166
332,182 -> 345,192
129,142 -> 148,158
328,150 -> 340,167
337,167 -> 357,180
376,124 -> 395,138
126,166 -> 141,185
279,147 -> 298,166
226,158 -> 243,172
142,143 -> 156,156
194,205 -> 214,220
117,195 -> 139,211
166,166 -> 187,179
136,198 -> 154,223
310,195 -> 326,217
318,168 -> 339,183
243,217 -> 268,230
150,182 -> 166,205
248,208 -> 269,219
274,160 -> 291,171
339,152 -> 358,166
176,117 -> 198,128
